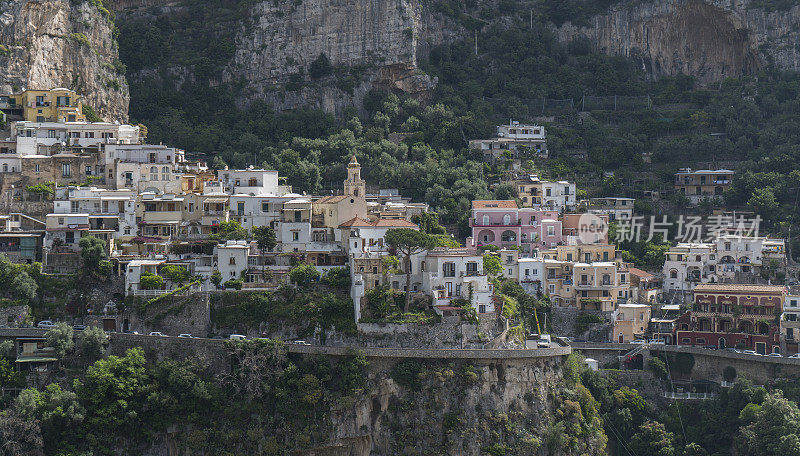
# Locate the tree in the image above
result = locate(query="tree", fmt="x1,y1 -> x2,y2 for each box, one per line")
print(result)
79,326 -> 107,360
411,212 -> 446,235
139,272 -> 164,290
0,410 -> 43,456
309,52 -> 332,79
211,155 -> 228,170
210,270 -> 223,288
10,271 -> 37,302
159,264 -> 191,285
723,366 -> 737,382
628,421 -> 676,456
79,236 -> 107,272
748,187 -> 779,223
212,221 -> 249,241
384,229 -> 435,312
45,323 -> 74,359
252,226 -> 277,251
740,391 -> 800,455
682,442 -> 708,456
483,253 -> 502,276
290,263 -> 320,287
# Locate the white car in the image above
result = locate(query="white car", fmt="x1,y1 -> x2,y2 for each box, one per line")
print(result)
741,350 -> 760,356
292,340 -> 311,346
149,332 -> 166,337
178,334 -> 193,338
650,339 -> 666,345
766,352 -> 783,358
789,353 -> 800,359
37,320 -> 56,329
229,334 -> 246,341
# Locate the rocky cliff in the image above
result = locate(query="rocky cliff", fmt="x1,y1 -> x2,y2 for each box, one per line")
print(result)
114,0 -> 454,115
554,0 -> 800,83
0,0 -> 129,120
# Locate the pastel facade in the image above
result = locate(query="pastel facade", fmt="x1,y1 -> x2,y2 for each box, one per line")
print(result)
469,200 -> 561,254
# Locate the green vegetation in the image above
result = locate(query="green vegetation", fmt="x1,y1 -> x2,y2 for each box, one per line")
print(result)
385,228 -> 436,312
44,323 -> 73,359
82,105 -> 103,122
252,226 -> 277,251
0,44 -> 10,57
139,271 -> 164,290
68,33 -> 90,46
289,263 -> 320,287
210,220 -> 249,241
574,312 -> 603,334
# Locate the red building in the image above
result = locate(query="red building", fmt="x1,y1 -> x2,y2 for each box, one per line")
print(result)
675,283 -> 786,354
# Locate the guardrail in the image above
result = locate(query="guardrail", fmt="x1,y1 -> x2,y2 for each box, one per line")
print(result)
663,392 -> 716,400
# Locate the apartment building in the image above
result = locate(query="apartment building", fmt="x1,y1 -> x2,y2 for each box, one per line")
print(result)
782,291 -> 800,355
675,283 -> 785,354
662,243 -> 718,292
1,88 -> 86,123
582,197 -> 635,221
612,304 -> 651,343
515,174 -> 576,212
469,121 -> 548,162
468,200 -> 561,254
674,168 -> 735,204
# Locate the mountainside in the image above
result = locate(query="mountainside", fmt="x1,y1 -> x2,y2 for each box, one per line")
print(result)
113,0 -> 451,116
555,0 -> 800,83
0,0 -> 129,121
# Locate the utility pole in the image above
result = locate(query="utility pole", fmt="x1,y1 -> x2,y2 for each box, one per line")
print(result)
474,30 -> 478,56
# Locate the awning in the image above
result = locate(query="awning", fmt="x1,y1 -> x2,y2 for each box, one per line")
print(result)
203,198 -> 228,203
16,357 -> 58,363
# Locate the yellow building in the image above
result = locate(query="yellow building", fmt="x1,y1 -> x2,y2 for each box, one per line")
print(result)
4,88 -> 86,123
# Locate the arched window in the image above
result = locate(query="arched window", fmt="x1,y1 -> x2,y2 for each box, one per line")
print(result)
2,164 -> 7,172
162,166 -> 169,173
150,166 -> 158,174
670,269 -> 678,279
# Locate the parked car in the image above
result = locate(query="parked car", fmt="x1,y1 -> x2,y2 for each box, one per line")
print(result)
650,339 -> 666,345
292,340 -> 311,346
630,339 -> 647,345
703,345 -> 718,350
37,320 -> 56,329
537,334 -> 552,348
178,334 -> 193,338
766,352 -> 783,358
72,324 -> 86,331
149,332 -> 166,337
229,334 -> 246,341
789,353 -> 800,359
741,350 -> 760,356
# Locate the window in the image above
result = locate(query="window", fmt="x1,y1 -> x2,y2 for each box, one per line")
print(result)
162,166 -> 169,173
547,226 -> 554,236
549,284 -> 555,294
262,202 -> 270,212
34,164 -> 40,172
70,132 -> 80,138
85,132 -> 94,138
482,215 -> 489,225
696,338 -> 706,345
62,163 -> 71,177
47,129 -> 56,138
124,227 -> 131,235
292,232 -> 299,241
682,338 -> 691,344
670,269 -> 678,279
1,164 -> 6,173
566,253 -> 573,262
443,262 -> 456,277
503,214 -> 511,225
85,165 -> 92,175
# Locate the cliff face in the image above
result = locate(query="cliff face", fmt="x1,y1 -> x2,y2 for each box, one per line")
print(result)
0,0 -> 129,121
555,0 -> 800,83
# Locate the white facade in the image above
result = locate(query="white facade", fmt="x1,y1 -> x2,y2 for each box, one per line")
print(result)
517,258 -> 544,294
13,122 -> 140,155
217,169 -> 291,196
216,241 -> 250,281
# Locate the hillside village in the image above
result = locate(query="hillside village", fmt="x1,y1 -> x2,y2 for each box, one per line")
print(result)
0,87 -> 796,360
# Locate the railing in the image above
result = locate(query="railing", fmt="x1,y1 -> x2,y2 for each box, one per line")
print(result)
663,392 -> 717,400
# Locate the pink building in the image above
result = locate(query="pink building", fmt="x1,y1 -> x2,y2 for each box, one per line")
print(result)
468,200 -> 562,255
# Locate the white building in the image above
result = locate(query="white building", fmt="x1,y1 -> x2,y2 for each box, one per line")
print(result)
13,121 -> 140,155
216,168 -> 291,196
517,257 -> 544,294
584,197 -> 635,221
217,241 -> 250,281
469,120 -> 548,161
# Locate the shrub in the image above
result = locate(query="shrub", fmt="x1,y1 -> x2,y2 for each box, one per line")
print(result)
647,357 -> 669,381
223,279 -> 243,290
0,44 -> 9,57
723,366 -> 737,382
575,313 -> 603,333
290,263 -> 320,287
390,359 -> 424,389
308,53 -> 332,79
69,33 -> 90,46
139,272 -> 164,290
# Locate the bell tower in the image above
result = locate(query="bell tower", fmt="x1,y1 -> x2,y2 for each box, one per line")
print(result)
344,154 -> 365,197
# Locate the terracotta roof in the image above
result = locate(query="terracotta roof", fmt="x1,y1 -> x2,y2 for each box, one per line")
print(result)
338,216 -> 373,228
338,217 -> 418,229
371,219 -> 418,228
316,195 -> 349,204
472,200 -> 518,209
628,267 -> 654,279
693,283 -> 787,294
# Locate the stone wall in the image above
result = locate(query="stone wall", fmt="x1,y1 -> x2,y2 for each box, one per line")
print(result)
125,291 -> 211,337
108,332 -> 230,372
0,305 -> 30,326
346,316 -> 503,349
